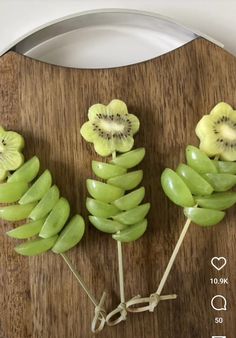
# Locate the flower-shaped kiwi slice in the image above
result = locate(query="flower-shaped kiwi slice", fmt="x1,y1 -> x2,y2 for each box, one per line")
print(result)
196,102 -> 236,161
0,126 -> 24,180
80,99 -> 140,156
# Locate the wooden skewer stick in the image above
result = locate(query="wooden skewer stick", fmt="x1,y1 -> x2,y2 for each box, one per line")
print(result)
60,253 -> 106,333
106,151 -> 127,326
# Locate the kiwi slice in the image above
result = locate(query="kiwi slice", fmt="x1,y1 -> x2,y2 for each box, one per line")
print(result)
0,127 -> 24,174
80,100 -> 140,156
110,148 -> 145,169
195,102 -> 236,161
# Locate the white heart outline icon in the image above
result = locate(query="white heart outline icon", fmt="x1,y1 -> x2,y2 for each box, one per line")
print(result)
211,257 -> 227,271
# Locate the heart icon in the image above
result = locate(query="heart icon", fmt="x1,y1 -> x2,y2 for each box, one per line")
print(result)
211,257 -> 227,271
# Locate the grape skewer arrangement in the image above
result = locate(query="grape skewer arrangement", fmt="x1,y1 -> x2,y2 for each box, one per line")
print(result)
80,99 -> 150,324
0,127 -> 106,333
126,101 -> 236,313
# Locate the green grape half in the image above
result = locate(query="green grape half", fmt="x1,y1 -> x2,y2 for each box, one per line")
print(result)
107,170 -> 143,190
176,163 -> 213,196
0,203 -> 37,221
8,156 -> 40,183
15,235 -> 58,256
86,179 -> 124,203
39,197 -> 70,238
195,192 -> 236,210
212,160 -> 236,174
112,219 -> 147,242
52,215 -> 85,254
112,187 -> 145,210
0,181 -> 29,203
19,170 -> 52,204
161,168 -> 195,207
89,216 -> 127,233
202,173 -> 236,192
186,145 -> 217,174
112,203 -> 150,225
110,148 -> 145,168
6,218 -> 46,239
86,198 -> 119,218
29,185 -> 60,220
184,207 -> 225,226
92,161 -> 127,179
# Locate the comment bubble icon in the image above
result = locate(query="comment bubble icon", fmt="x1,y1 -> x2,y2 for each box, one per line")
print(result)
211,295 -> 227,311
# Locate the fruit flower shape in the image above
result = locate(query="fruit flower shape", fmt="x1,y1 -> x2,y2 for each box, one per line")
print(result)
80,99 -> 150,325
0,129 -> 106,333
0,126 -> 24,181
196,102 -> 236,161
150,102 -> 236,317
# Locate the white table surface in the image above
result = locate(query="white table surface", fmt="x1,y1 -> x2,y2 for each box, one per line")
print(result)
0,0 -> 235,56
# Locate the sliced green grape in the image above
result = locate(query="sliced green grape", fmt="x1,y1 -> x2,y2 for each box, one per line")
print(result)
195,192 -> 236,210
161,168 -> 195,207
86,197 -> 119,218
112,219 -> 147,242
89,216 -> 127,233
39,197 -> 70,238
92,161 -> 127,179
6,218 -> 46,239
86,179 -> 124,203
184,207 -> 225,226
176,163 -> 213,196
107,170 -> 143,190
52,215 -> 85,254
19,170 -> 52,204
212,160 -> 236,174
112,187 -> 145,210
112,203 -> 150,225
0,202 -> 36,221
15,235 -> 58,256
29,185 -> 60,220
186,145 -> 217,174
110,148 -> 145,168
0,181 -> 29,203
202,173 -> 236,192
8,156 -> 40,183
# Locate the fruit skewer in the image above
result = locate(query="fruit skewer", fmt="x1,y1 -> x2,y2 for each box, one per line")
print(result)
0,127 -> 106,333
80,99 -> 152,325
126,102 -> 236,313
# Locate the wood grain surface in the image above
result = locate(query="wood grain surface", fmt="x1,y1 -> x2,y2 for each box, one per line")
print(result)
0,38 -> 236,338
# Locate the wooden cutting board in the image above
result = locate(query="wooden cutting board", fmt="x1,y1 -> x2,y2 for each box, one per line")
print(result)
0,38 -> 236,338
